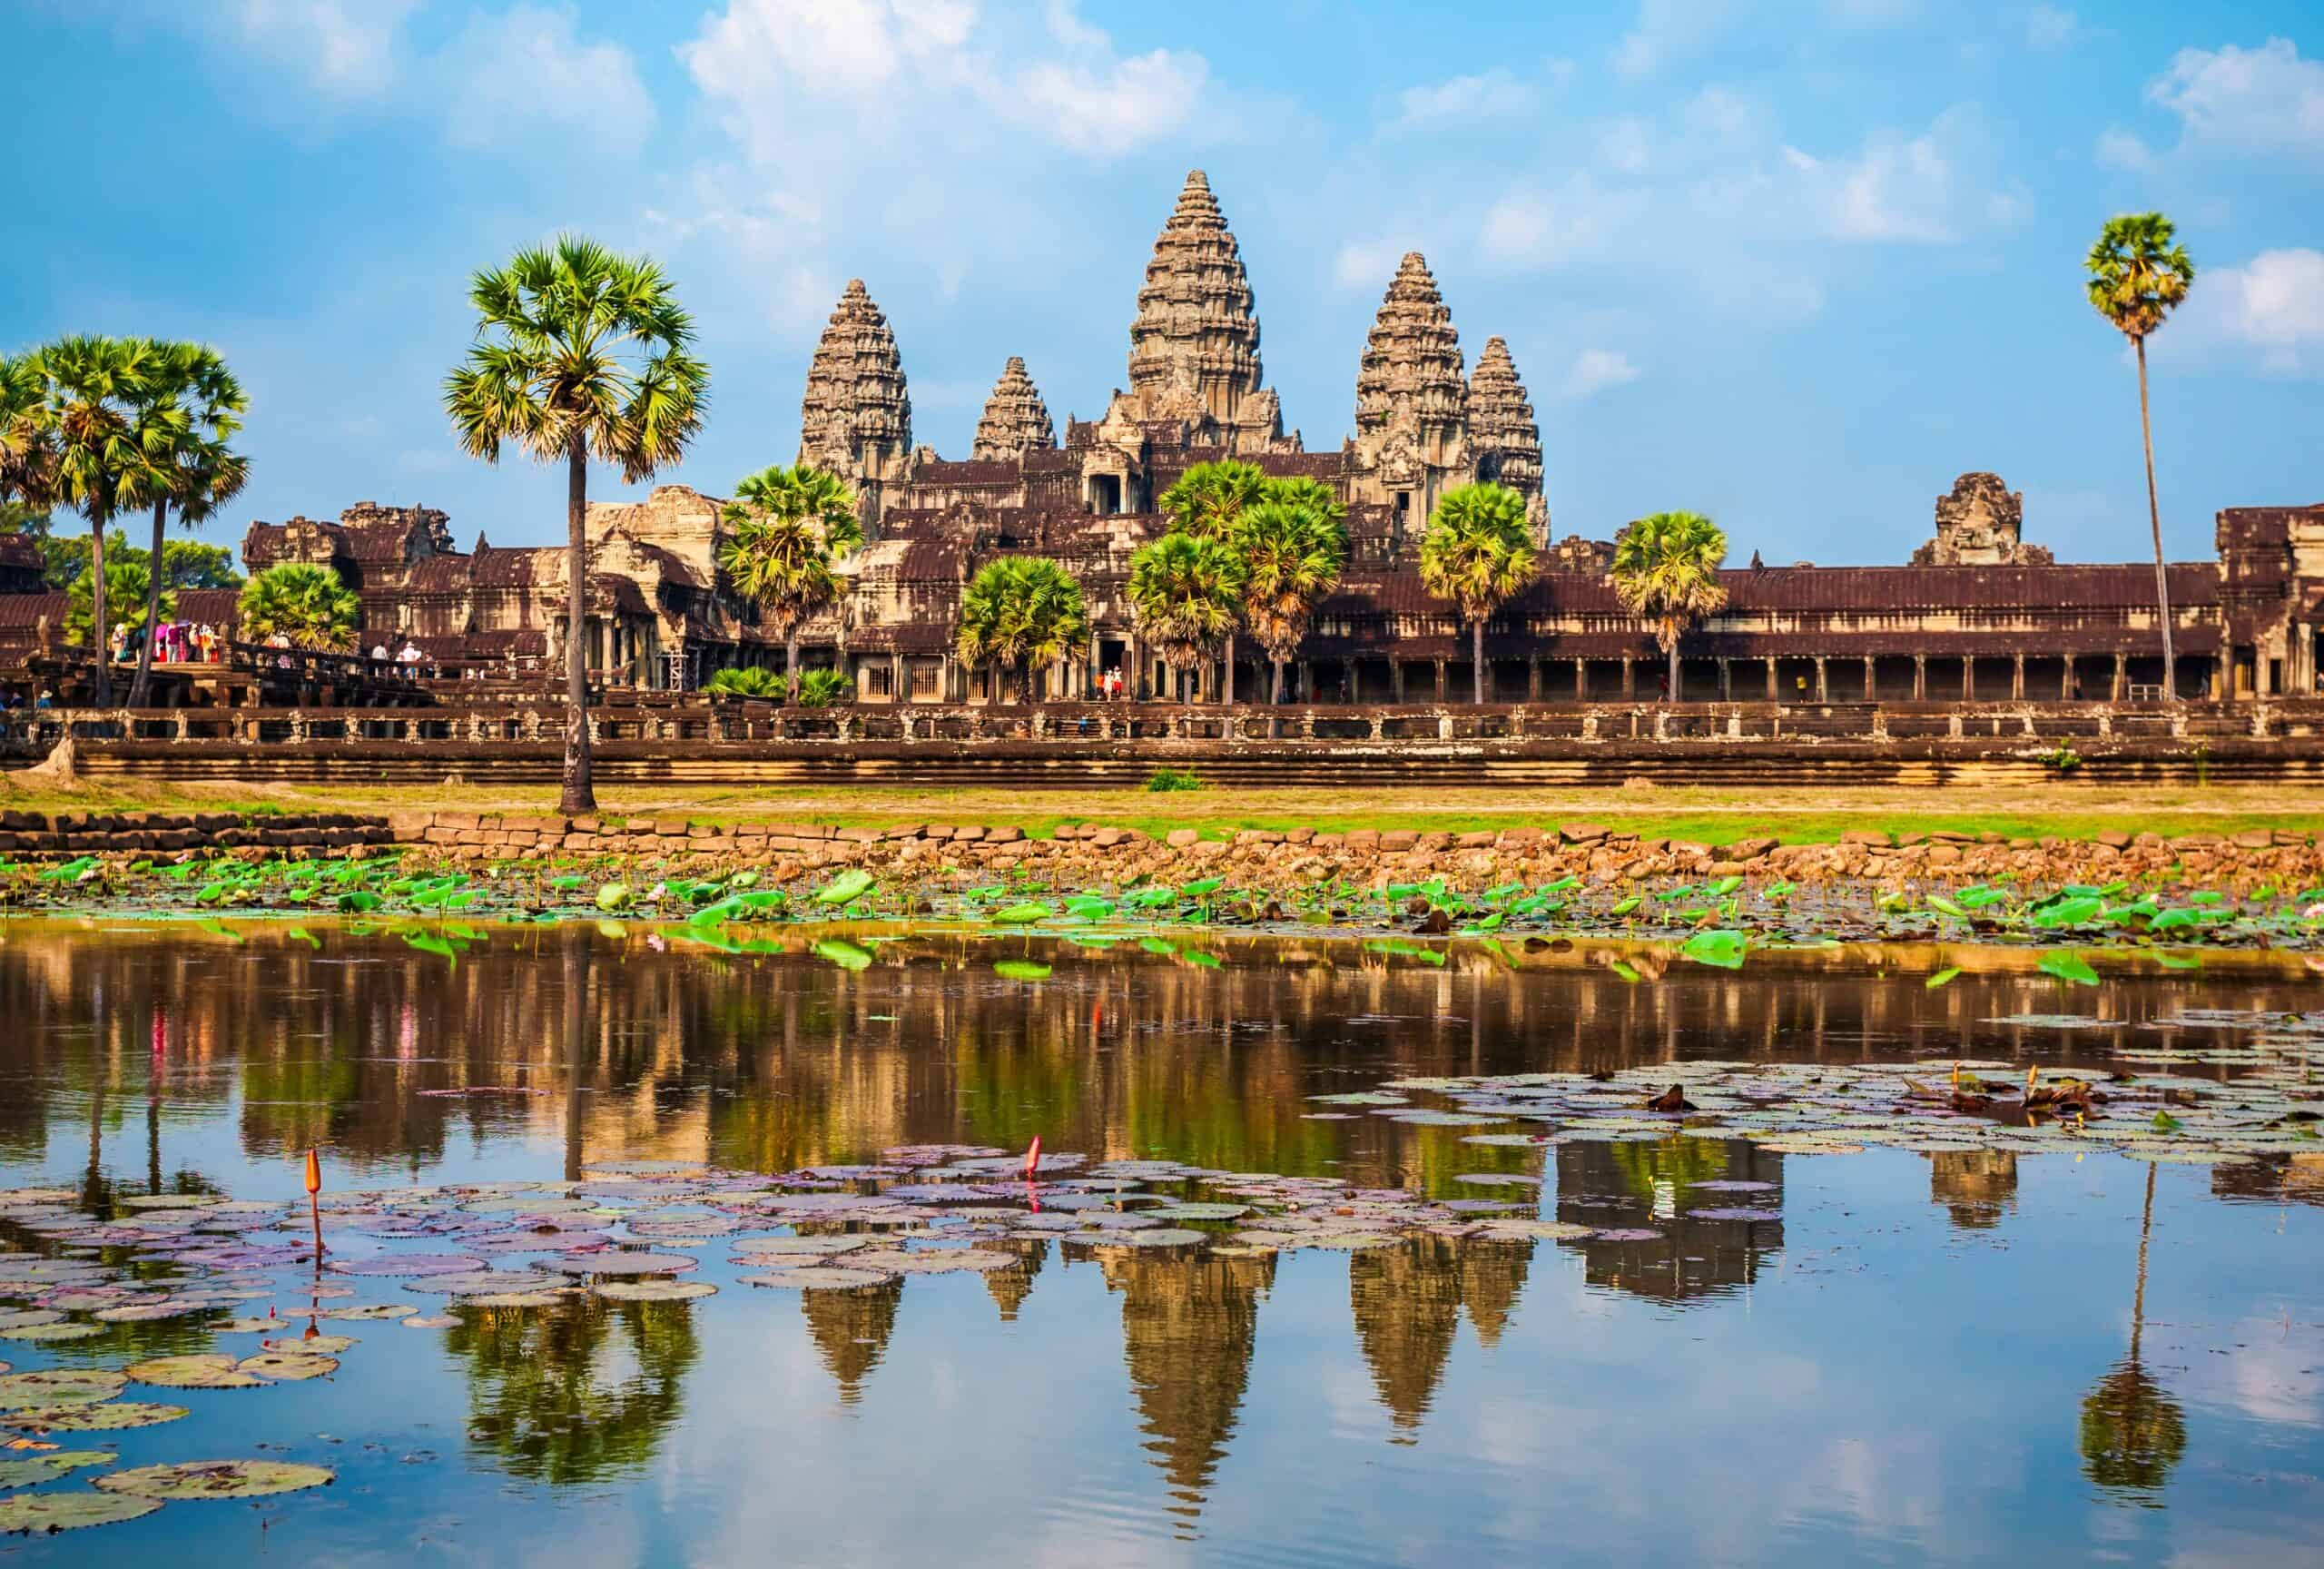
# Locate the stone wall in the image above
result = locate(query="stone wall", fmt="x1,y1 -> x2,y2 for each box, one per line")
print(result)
0,811 -> 392,856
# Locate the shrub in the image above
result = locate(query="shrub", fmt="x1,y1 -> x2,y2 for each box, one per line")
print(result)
1145,766 -> 1204,793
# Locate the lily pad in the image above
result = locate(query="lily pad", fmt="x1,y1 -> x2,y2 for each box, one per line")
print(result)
4,1401 -> 187,1432
96,1460 -> 335,1501
238,1352 -> 338,1382
0,1490 -> 161,1534
0,1452 -> 113,1488
741,1267 -> 896,1289
541,1251 -> 696,1278
593,1279 -> 717,1302
0,1371 -> 126,1408
0,1323 -> 104,1343
125,1355 -> 262,1390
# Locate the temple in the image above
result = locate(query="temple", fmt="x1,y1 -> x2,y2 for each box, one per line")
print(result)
2,169 -> 2319,708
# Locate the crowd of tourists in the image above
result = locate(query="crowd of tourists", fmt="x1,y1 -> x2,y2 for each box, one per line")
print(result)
107,621 -> 225,665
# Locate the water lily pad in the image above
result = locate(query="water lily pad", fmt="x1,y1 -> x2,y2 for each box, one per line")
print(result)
124,1356 -> 262,1390
4,1401 -> 187,1432
0,1371 -> 126,1408
1,1323 -> 104,1343
319,1303 -> 416,1321
0,1452 -> 113,1488
594,1279 -> 717,1302
265,1335 -> 355,1355
0,1490 -> 160,1534
400,1316 -> 458,1329
459,1289 -> 571,1308
96,1459 -> 335,1500
742,1267 -> 896,1289
238,1352 -> 338,1382
0,1311 -> 63,1333
541,1251 -> 696,1278
327,1253 -> 485,1278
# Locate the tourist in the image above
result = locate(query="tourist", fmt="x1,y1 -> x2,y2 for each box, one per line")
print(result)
370,641 -> 389,663
397,641 -> 425,679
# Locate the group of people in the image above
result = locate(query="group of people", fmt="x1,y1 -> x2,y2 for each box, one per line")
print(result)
107,621 -> 223,665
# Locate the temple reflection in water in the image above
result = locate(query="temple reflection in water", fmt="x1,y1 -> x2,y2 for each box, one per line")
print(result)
2,921 -> 2304,1525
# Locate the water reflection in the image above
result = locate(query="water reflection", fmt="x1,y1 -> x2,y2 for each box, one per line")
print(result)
449,1298 -> 701,1485
0,921 -> 2316,1556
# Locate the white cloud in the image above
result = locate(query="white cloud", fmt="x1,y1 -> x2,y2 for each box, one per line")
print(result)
683,0 -> 1204,163
1393,69 -> 1534,128
1613,0 -> 1735,81
1333,239 -> 1413,291
2094,126 -> 2153,172
1598,117 -> 1652,174
1479,175 -> 1646,271
435,7 -> 654,152
2025,5 -> 2077,51
2172,249 -> 2324,374
1560,349 -> 1641,400
2147,38 -> 2324,156
1782,107 -> 2007,244
226,0 -> 416,97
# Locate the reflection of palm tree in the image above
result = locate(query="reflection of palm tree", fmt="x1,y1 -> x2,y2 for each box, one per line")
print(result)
2080,1163 -> 2186,1499
563,936 -> 589,1182
449,1298 -> 700,1485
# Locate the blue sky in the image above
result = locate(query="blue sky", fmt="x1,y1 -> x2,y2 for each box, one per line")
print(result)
6,0 -> 2321,566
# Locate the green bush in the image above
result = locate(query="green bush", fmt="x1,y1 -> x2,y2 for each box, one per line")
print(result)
1145,766 -> 1204,793
793,668 -> 854,707
704,666 -> 783,698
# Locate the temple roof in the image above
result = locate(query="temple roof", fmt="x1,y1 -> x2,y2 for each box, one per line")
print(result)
1467,336 -> 1544,505
970,357 -> 1057,462
1354,252 -> 1467,450
798,280 -> 911,471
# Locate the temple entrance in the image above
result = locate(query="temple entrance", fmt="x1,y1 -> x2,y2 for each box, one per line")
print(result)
1088,474 -> 1122,515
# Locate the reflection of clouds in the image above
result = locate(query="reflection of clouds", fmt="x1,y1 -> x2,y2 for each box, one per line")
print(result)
2170,1311 -> 2322,1426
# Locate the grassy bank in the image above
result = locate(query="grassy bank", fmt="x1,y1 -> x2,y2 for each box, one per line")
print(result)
7,771 -> 2322,845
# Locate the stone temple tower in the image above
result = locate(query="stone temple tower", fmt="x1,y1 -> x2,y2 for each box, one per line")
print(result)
1466,335 -> 1548,538
1348,252 -> 1469,532
1116,170 -> 1288,452
798,279 -> 913,531
970,357 -> 1056,462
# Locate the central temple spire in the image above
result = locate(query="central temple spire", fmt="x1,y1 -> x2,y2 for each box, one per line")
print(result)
1120,170 -> 1286,451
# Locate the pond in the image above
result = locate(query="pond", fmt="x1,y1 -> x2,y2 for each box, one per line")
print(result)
0,921 -> 2318,1564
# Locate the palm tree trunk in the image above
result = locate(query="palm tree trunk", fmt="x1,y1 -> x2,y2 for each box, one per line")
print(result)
2135,339 -> 2178,703
1269,653 -> 1285,740
89,520 -> 110,708
1668,636 -> 1680,705
785,633 -> 800,704
1472,617 -> 1485,705
561,434 -> 596,815
130,499 -> 165,708
563,934 -> 587,1183
1222,632 -> 1236,706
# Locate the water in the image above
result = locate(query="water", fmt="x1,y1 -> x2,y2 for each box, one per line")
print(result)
1,921 -> 2319,1564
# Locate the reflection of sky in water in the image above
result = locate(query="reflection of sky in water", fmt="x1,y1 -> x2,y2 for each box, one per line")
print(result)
0,923 -> 2318,1564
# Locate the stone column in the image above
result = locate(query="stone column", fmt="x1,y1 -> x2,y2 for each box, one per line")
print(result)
1572,656 -> 1586,702
1764,656 -> 1778,701
1912,654 -> 1925,701
1433,658 -> 1448,702
1620,657 -> 1635,699
2011,653 -> 2024,700
1862,656 -> 1875,700
1717,658 -> 1731,701
2112,652 -> 2127,701
2062,654 -> 2076,700
1526,657 -> 1541,702
1813,656 -> 1827,702
1962,656 -> 1974,701
1342,658 -> 1357,704
1391,661 -> 1406,702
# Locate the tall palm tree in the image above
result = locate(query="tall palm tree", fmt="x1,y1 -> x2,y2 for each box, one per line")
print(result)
0,354 -> 58,518
1161,459 -> 1265,701
1127,533 -> 1246,706
446,236 -> 709,814
716,463 -> 861,699
1611,510 -> 1729,702
2087,213 -> 2195,703
1235,498 -> 1346,708
1420,482 -> 1536,704
237,562 -> 362,650
127,344 -> 248,706
954,557 -> 1089,703
27,336 -> 168,706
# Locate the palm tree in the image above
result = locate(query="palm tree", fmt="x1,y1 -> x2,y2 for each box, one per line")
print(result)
1420,482 -> 1536,704
1611,510 -> 1729,702
26,336 -> 169,706
126,344 -> 248,706
954,557 -> 1089,703
237,562 -> 361,650
1235,499 -> 1346,708
704,665 -> 785,700
2087,213 -> 2195,703
445,235 -> 709,814
715,464 -> 861,700
0,353 -> 57,518
1161,459 -> 1265,701
68,557 -> 172,648
1127,533 -> 1246,705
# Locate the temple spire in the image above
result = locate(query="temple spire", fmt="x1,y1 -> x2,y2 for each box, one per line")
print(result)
797,279 -> 911,528
970,357 -> 1056,462
1467,334 -> 1547,534
1348,252 -> 1469,525
1121,170 -> 1284,450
